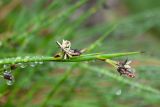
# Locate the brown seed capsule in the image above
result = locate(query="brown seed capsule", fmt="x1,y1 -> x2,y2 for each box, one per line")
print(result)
117,59 -> 135,78
10,64 -> 17,70
54,54 -> 61,58
3,72 -> 14,81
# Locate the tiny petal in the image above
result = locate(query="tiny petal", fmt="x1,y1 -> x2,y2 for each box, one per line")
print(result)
126,60 -> 132,65
124,65 -> 131,69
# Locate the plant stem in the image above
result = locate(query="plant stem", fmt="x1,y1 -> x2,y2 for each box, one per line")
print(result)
0,52 -> 141,65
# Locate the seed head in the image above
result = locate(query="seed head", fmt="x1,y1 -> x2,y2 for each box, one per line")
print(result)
117,59 -> 135,78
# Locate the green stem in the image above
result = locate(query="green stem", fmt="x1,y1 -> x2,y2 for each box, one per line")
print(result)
0,52 -> 141,65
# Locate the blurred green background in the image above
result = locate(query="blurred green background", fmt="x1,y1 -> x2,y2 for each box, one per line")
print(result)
0,0 -> 160,107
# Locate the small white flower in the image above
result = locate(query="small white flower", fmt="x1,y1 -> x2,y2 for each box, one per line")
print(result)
61,40 -> 71,49
56,40 -> 84,59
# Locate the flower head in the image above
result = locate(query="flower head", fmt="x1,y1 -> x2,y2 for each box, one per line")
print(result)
117,59 -> 135,78
56,40 -> 85,59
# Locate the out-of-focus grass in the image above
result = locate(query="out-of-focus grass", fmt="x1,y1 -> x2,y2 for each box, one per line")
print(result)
0,0 -> 160,107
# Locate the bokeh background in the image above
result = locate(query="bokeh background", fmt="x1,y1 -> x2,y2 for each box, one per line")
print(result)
0,0 -> 160,107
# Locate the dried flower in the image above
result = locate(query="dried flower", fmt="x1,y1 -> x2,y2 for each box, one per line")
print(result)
116,59 -> 135,78
56,40 -> 85,59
